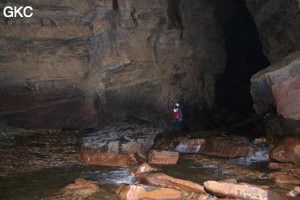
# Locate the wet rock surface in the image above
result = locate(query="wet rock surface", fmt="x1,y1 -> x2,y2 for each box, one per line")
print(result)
269,136 -> 300,163
1,124 -> 300,199
115,183 -> 182,200
135,172 -> 207,194
204,180 -> 298,200
135,163 -> 158,174
116,161 -> 300,200
0,125 -> 84,177
77,118 -> 162,166
199,137 -> 253,158
148,150 -> 180,165
78,151 -> 139,167
77,118 -> 162,154
174,138 -> 205,153
52,178 -> 100,199
43,178 -> 114,200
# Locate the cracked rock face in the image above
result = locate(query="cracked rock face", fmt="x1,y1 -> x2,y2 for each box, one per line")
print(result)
77,118 -> 162,154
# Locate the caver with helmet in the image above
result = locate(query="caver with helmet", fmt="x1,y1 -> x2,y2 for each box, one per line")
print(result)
173,103 -> 183,130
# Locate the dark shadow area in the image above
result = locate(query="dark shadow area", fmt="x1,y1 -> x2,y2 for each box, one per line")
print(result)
112,0 -> 119,10
167,0 -> 183,39
214,0 -> 270,119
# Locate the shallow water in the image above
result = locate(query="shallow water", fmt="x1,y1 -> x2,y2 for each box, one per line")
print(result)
0,166 -> 136,200
0,142 -> 294,199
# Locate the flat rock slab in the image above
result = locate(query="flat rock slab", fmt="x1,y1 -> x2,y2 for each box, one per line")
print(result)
204,180 -> 298,200
115,183 -> 181,200
148,150 -> 180,165
78,151 -> 138,167
199,137 -> 253,158
136,173 -> 207,194
77,118 -> 162,154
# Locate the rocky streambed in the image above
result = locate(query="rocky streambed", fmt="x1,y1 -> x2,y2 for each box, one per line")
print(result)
0,125 -> 85,177
1,120 -> 300,199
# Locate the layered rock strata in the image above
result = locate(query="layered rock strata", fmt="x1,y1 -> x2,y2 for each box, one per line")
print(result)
0,1 -> 96,129
85,0 -> 226,128
246,1 -> 300,135
0,0 -> 226,129
250,53 -> 300,134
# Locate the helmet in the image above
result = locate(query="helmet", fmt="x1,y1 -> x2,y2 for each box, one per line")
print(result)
175,103 -> 179,107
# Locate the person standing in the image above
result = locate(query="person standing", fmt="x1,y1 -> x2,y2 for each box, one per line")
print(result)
173,103 -> 183,130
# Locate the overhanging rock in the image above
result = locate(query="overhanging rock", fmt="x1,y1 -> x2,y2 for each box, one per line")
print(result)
251,51 -> 300,135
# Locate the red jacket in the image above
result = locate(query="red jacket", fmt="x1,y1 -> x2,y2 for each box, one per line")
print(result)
173,108 -> 182,119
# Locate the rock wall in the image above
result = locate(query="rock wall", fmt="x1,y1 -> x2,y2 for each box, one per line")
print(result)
0,0 -> 226,129
246,0 -> 300,63
0,0 -> 96,128
250,52 -> 300,134
85,0 -> 226,128
246,0 -> 300,135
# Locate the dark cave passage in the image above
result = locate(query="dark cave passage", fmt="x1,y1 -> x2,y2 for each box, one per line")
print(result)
214,0 -> 270,118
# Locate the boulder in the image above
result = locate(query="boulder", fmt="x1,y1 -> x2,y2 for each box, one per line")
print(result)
77,119 -> 162,166
274,174 -> 300,184
57,178 -> 100,198
115,183 -> 181,200
78,119 -> 161,154
78,151 -> 138,167
204,180 -> 298,200
268,162 -> 297,170
148,150 -> 180,165
286,187 -> 300,197
199,137 -> 253,158
135,173 -> 207,194
269,137 -> 300,163
136,163 -> 158,174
